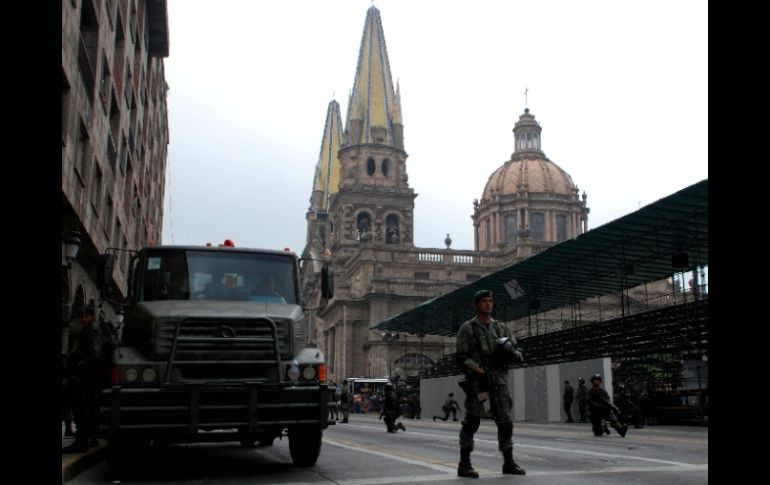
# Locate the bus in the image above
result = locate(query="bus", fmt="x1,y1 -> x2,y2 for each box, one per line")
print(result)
345,378 -> 390,414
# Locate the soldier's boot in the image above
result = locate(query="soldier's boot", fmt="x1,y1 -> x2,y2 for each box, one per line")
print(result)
502,448 -> 526,475
397,422 -> 406,432
458,447 -> 479,478
603,423 -> 611,435
613,422 -> 628,437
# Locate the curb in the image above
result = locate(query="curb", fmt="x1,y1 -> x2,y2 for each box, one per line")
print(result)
62,444 -> 107,483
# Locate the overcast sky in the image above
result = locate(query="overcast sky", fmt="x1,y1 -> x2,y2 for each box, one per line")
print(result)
161,0 -> 707,254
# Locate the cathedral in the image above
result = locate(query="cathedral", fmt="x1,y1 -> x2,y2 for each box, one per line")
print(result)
300,6 -> 590,383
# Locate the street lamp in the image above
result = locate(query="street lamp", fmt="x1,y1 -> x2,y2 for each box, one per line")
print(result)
63,231 -> 81,269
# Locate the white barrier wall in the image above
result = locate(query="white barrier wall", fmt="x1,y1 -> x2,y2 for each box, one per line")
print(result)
420,357 -> 612,422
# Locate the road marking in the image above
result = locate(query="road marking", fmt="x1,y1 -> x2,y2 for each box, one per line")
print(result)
334,423 -> 706,468
257,464 -> 708,485
323,437 -> 458,474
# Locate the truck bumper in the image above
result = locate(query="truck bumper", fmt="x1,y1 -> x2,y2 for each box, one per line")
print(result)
100,383 -> 334,437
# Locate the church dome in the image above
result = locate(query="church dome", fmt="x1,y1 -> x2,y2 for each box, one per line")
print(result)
481,108 -> 577,201
482,158 -> 577,201
472,108 -> 589,253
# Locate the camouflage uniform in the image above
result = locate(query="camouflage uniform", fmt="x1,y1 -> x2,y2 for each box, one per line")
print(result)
340,384 -> 350,423
576,381 -> 589,422
65,321 -> 103,449
456,316 -> 514,452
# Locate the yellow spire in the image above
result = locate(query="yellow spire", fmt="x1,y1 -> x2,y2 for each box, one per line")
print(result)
312,100 -> 343,212
344,6 -> 402,147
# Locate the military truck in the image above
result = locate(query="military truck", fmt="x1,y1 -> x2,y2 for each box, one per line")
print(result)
97,241 -> 334,471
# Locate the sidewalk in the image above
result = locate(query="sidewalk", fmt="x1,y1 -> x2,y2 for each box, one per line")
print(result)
61,425 -> 106,483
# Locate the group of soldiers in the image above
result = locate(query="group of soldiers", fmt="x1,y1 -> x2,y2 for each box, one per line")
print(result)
328,289 -> 652,479
564,375 -> 654,434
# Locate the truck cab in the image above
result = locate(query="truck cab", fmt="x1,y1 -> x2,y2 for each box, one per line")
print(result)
99,243 -> 334,471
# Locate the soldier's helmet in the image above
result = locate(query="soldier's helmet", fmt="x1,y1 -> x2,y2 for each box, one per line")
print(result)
473,289 -> 493,305
590,374 -> 602,383
618,385 -> 626,391
448,392 -> 454,397
385,382 -> 394,390
495,336 -> 524,365
578,377 -> 585,384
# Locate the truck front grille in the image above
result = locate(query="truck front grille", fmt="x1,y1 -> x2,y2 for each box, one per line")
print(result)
156,317 -> 291,382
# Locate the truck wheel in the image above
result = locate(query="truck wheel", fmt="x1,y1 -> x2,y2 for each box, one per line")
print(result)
288,425 -> 322,467
107,437 -> 149,477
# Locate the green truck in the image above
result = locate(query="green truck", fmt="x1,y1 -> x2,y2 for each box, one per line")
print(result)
97,241 -> 334,471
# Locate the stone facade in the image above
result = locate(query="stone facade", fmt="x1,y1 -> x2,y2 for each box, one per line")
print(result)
62,0 -> 169,349
299,7 -> 591,383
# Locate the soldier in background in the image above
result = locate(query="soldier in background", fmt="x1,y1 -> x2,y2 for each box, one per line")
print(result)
576,378 -> 589,423
563,380 -> 575,423
588,374 -> 628,438
62,304 -> 103,453
433,392 -> 461,421
380,382 -> 406,432
339,379 -> 350,423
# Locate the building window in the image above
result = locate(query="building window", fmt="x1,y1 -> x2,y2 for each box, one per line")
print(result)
382,158 -> 391,177
75,120 -> 90,185
385,214 -> 400,244
78,0 -> 99,103
366,158 -> 376,176
62,69 -> 71,145
356,212 -> 372,240
505,214 -> 517,245
91,161 -> 103,216
485,218 -> 491,247
113,218 -> 122,250
414,272 -> 430,280
531,212 -> 545,241
556,214 -> 568,242
466,274 -> 481,282
104,195 -> 114,238
99,51 -> 111,113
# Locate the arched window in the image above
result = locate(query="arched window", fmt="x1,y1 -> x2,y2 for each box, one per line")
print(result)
357,212 -> 372,241
385,214 -> 400,244
366,158 -> 376,176
556,214 -> 567,242
505,213 -> 517,245
531,212 -> 545,241
382,158 -> 391,177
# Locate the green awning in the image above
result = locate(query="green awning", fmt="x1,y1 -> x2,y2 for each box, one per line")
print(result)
374,179 -> 708,336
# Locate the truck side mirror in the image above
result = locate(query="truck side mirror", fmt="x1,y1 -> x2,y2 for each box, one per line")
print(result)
321,265 -> 334,299
97,254 -> 116,293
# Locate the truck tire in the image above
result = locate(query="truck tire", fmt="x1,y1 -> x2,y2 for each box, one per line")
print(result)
107,437 -> 149,477
288,425 -> 322,467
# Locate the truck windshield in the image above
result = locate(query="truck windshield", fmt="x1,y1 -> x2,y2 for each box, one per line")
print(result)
139,249 -> 297,304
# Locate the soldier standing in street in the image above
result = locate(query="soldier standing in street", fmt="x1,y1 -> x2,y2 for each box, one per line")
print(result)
340,379 -> 351,423
380,382 -> 406,432
62,304 -> 103,453
455,290 -> 525,478
588,374 -> 628,437
563,380 -> 575,423
576,377 -> 589,423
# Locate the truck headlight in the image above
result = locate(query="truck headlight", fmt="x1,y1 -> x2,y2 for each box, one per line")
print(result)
141,367 -> 157,383
124,368 -> 139,383
302,365 -> 316,380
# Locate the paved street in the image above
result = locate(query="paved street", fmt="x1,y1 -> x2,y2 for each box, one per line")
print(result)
69,414 -> 707,484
